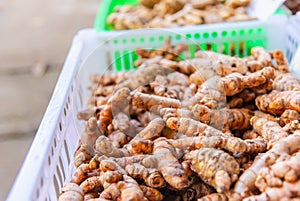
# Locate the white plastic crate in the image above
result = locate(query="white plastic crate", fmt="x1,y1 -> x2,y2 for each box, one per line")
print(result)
286,12 -> 300,62
6,16 -> 290,201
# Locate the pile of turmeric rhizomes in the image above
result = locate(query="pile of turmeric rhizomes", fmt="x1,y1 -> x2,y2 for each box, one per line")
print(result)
59,39 -> 300,201
107,0 -> 255,30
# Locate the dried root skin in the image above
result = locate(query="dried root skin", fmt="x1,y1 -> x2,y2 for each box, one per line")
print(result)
74,143 -> 93,168
117,175 -> 145,201
166,117 -> 228,138
58,183 -> 84,201
81,117 -> 102,149
132,91 -> 181,113
95,136 -> 130,158
185,148 -> 240,193
232,131 -> 300,200
192,105 -> 252,130
271,50 -> 290,73
99,183 -> 120,200
116,65 -> 170,90
251,116 -> 288,144
273,72 -> 300,91
272,152 -> 300,182
279,109 -> 299,127
256,90 -> 300,115
152,138 -> 189,190
137,117 -> 165,140
244,180 -> 300,201
160,107 -> 195,123
71,164 -> 91,185
125,163 -> 165,188
140,185 -> 164,201
222,67 -> 275,96
169,135 -> 266,155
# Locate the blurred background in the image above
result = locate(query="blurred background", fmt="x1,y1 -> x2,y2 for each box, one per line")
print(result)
0,0 -> 100,199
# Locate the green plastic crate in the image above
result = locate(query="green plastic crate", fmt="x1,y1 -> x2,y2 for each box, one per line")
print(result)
94,0 -> 287,31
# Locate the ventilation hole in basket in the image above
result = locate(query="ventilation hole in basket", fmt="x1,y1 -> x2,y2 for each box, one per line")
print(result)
63,107 -> 67,117
54,137 -> 57,148
257,28 -> 263,34
64,140 -> 71,165
59,122 -> 62,132
139,37 -> 145,43
113,39 -> 119,44
240,29 -> 245,36
53,175 -> 60,198
122,39 -> 127,44
203,33 -> 209,39
35,188 -> 40,200
159,36 -> 164,41
248,29 -> 254,34
212,32 -> 217,38
59,157 -> 66,181
186,33 -> 192,39
66,101 -> 69,110
194,33 -> 200,39
51,146 -> 54,156
131,38 -> 136,43
114,51 -> 122,71
176,35 -> 182,40
149,37 -> 155,42
40,177 -> 44,187
222,31 -> 228,37
48,155 -> 51,166
123,51 -> 131,71
231,30 -> 237,36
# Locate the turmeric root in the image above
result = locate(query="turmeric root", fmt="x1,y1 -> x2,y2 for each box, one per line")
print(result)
98,104 -> 113,134
125,164 -> 166,188
166,117 -> 229,138
144,138 -> 189,190
80,117 -> 102,149
140,185 -> 164,201
107,130 -> 129,148
222,67 -> 275,96
74,143 -> 93,168
251,116 -> 288,145
231,131 -> 300,200
270,49 -> 290,73
271,152 -> 300,182
244,180 -> 300,201
182,177 -> 215,201
117,175 -> 146,201
246,47 -> 272,72
192,104 -> 253,130
184,148 -> 240,193
255,90 -> 300,115
116,65 -> 170,90
71,163 -> 91,185
169,135 -> 267,154
279,109 -> 299,127
58,183 -> 84,201
132,91 -> 181,113
160,107 -> 195,121
99,183 -> 120,200
273,72 -> 300,91
95,135 -> 153,157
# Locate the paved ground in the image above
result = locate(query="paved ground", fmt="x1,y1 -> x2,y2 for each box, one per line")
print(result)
0,0 -> 100,200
